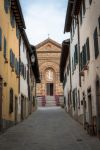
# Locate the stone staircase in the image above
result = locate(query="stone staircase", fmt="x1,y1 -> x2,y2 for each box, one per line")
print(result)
45,96 -> 56,107
37,95 -> 60,107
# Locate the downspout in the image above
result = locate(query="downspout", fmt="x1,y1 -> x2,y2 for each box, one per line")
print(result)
19,35 -> 21,95
69,44 -> 72,115
77,15 -> 81,87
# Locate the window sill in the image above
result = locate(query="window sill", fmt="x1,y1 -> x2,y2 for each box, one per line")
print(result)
83,64 -> 89,71
4,58 -> 8,63
80,70 -> 84,76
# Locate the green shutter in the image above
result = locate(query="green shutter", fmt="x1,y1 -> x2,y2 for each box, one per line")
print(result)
12,52 -> 15,67
10,11 -> 15,28
16,26 -> 19,39
86,38 -> 90,61
17,61 -> 19,75
75,44 -> 78,64
80,52 -> 83,70
4,0 -> 9,13
4,37 -> 7,59
0,28 -> 2,49
10,49 -> 13,66
80,5 -> 82,25
15,58 -> 17,73
73,90 -> 75,111
93,27 -> 99,59
83,45 -> 86,66
83,0 -> 86,15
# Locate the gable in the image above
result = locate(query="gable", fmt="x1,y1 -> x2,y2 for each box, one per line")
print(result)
36,38 -> 62,52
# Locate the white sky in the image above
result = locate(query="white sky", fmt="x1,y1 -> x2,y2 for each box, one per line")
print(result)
20,0 -> 69,45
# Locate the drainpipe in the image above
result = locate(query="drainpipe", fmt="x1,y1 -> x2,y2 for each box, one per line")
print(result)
77,15 -> 81,87
19,35 -> 21,95
69,44 -> 72,115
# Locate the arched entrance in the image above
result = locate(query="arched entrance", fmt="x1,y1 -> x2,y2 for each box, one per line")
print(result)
45,68 -> 55,96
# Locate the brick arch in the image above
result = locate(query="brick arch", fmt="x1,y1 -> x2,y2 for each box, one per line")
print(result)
40,62 -> 59,74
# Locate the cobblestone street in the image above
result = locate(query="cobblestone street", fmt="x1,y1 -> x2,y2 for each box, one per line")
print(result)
0,107 -> 100,150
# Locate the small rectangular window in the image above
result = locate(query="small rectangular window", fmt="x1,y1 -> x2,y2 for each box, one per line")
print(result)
93,27 -> 99,59
4,37 -> 7,59
0,27 -> 2,49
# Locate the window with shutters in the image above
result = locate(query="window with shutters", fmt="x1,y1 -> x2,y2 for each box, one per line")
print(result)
24,66 -> 26,79
10,49 -> 12,66
80,51 -> 83,71
70,27 -> 72,41
4,0 -> 10,13
16,26 -> 20,39
10,11 -> 15,28
80,5 -> 82,25
17,61 -> 19,75
9,88 -> 13,113
15,58 -> 17,73
12,52 -> 15,67
72,58 -> 74,74
75,44 -> 78,64
86,38 -> 90,61
0,27 -> 2,50
93,27 -> 99,59
4,37 -> 7,59
83,0 -> 86,15
83,44 -> 87,66
73,89 -> 76,111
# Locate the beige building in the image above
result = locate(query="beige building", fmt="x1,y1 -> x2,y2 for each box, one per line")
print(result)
62,0 -> 100,138
36,38 -> 63,107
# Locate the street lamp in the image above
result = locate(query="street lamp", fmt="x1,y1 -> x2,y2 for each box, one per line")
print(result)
31,54 -> 35,64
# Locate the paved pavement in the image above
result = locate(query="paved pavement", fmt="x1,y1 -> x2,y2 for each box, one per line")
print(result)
0,107 -> 100,150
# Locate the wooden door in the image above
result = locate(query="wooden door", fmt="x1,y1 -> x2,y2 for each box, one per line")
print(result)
15,96 -> 18,124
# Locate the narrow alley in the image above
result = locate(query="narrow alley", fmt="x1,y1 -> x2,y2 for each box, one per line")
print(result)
0,107 -> 100,150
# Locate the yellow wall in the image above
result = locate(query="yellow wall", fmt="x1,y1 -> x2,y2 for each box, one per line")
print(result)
0,1 -> 19,123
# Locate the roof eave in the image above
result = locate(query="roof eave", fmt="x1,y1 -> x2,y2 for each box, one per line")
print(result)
11,0 -> 26,29
60,39 -> 70,82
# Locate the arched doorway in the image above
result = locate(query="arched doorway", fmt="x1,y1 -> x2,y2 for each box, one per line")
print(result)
45,68 -> 55,96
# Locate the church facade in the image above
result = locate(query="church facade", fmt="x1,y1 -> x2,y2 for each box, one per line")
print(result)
36,38 -> 63,107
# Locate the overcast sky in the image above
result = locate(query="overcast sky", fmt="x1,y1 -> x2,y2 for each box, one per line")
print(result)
20,0 -> 69,45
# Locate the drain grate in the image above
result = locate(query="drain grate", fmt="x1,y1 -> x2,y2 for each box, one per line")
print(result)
77,139 -> 83,142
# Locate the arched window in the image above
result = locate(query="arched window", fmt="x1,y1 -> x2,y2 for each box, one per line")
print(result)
9,89 -> 13,113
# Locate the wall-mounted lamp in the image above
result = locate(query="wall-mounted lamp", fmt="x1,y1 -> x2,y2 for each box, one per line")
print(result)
31,54 -> 35,64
